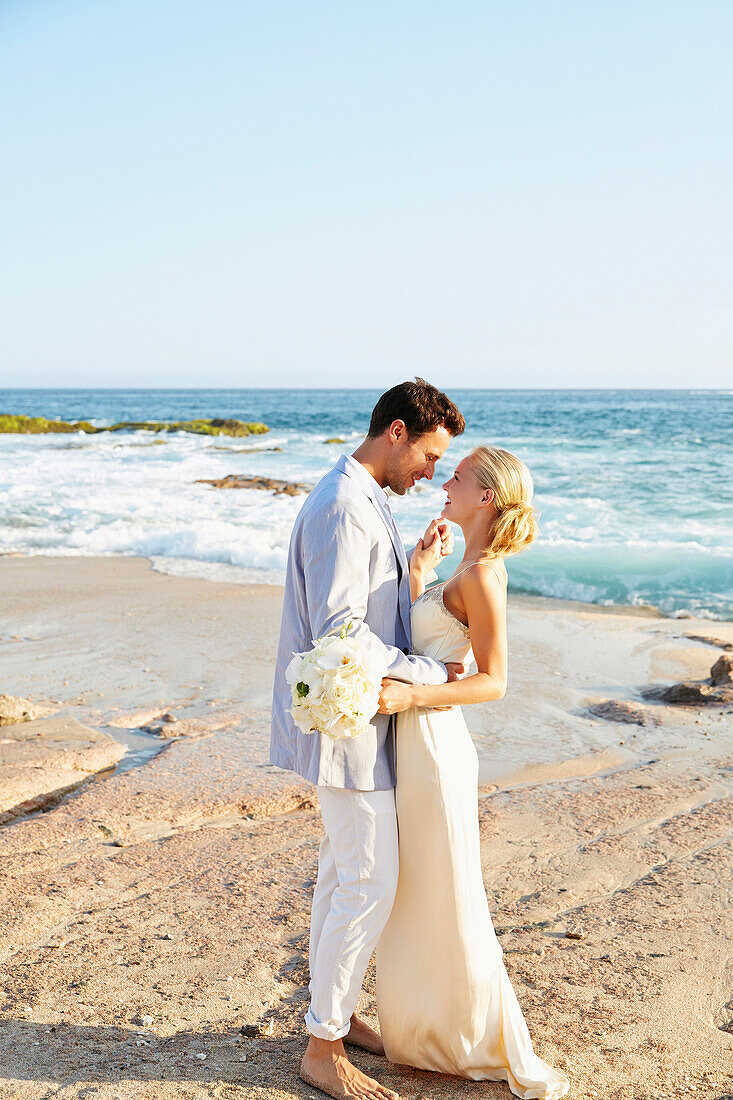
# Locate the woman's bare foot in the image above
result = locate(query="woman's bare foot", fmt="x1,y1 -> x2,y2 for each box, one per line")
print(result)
299,1036 -> 399,1100
345,1013 -> 386,1056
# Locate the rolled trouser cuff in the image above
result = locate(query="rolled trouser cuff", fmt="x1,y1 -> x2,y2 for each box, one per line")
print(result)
304,1009 -> 351,1041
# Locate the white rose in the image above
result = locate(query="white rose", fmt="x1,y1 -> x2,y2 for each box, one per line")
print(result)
323,713 -> 363,739
352,673 -> 374,704
291,704 -> 316,734
285,654 -> 304,685
359,654 -> 384,682
323,673 -> 356,709
308,699 -> 334,728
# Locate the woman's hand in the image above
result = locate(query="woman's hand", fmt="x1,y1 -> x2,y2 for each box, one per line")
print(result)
411,519 -> 453,577
378,678 -> 416,714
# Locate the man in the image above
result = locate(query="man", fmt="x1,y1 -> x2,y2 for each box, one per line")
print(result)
270,379 -> 465,1100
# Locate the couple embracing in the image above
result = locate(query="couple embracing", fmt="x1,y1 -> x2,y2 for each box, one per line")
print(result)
270,380 -> 569,1100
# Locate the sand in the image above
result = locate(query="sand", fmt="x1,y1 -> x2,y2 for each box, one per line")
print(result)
0,555 -> 731,1099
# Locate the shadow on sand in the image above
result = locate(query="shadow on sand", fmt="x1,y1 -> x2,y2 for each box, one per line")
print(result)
0,1017 -> 516,1098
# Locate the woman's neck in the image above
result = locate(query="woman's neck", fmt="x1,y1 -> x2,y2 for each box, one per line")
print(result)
456,520 -> 500,564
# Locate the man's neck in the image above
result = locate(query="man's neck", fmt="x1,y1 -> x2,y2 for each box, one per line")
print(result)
350,440 -> 387,488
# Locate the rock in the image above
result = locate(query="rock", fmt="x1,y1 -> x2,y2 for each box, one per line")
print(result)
660,682 -> 713,705
565,928 -> 586,940
685,633 -> 733,652
711,654 -> 733,685
209,445 -> 283,453
0,414 -> 98,434
323,437 -> 346,444
195,474 -> 312,495
586,700 -> 658,727
0,694 -> 41,726
160,712 -> 176,723
0,414 -> 269,437
107,707 -> 172,729
116,440 -> 168,448
239,1024 -> 259,1037
0,716 -> 125,822
659,682 -> 733,706
140,1014 -> 154,1027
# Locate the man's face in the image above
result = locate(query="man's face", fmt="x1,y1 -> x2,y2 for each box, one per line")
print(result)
384,423 -> 453,496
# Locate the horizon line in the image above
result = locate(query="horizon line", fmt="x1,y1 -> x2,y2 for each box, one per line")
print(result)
1,386 -> 730,394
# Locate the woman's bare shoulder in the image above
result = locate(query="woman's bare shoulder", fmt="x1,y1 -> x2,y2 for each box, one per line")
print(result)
462,558 -> 507,588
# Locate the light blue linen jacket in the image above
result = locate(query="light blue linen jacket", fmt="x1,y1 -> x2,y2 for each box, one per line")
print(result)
269,454 -> 448,790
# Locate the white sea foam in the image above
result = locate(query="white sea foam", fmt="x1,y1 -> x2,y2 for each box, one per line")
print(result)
1,389 -> 731,619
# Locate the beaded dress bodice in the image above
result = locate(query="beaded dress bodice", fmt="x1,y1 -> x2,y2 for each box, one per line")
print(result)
410,581 -> 475,666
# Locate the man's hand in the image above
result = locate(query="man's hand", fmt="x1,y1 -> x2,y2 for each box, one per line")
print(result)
434,519 -> 454,559
421,518 -> 454,560
381,664 -> 464,715
378,678 -> 415,715
411,519 -> 454,577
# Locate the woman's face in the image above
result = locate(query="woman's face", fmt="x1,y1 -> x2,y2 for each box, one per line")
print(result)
440,456 -> 493,523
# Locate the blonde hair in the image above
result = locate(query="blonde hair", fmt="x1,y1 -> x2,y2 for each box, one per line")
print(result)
469,446 -> 539,556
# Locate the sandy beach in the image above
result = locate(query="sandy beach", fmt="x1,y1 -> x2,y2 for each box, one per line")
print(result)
1,555 -> 732,1099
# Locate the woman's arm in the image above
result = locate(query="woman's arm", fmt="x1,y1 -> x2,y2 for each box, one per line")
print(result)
378,565 -> 508,713
409,519 -> 453,601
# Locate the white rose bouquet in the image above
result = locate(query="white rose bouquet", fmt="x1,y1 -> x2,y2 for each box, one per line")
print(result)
286,621 -> 386,740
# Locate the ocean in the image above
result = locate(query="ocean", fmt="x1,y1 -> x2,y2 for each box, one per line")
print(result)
1,388 -> 731,620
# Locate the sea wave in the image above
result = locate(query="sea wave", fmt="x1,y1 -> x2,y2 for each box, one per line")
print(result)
1,387 -> 731,619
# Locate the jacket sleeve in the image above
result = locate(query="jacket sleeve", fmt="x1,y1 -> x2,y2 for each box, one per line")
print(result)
301,504 -> 447,686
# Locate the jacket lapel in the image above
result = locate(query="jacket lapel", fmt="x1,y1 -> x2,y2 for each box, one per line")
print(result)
337,456 -> 412,640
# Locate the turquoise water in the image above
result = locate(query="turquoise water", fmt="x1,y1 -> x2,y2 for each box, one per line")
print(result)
1,388 -> 731,619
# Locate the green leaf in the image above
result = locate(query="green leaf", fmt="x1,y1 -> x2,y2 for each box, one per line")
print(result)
339,620 -> 353,640
296,681 -> 310,698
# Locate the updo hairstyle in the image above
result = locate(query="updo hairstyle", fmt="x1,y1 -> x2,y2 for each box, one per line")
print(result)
469,446 -> 539,556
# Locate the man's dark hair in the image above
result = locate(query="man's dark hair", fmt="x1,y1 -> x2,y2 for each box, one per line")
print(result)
367,378 -> 465,440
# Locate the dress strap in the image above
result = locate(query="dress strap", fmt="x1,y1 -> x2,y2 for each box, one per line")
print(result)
448,560 -> 503,585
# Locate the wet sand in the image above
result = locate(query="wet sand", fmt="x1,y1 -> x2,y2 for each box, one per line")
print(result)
0,555 -> 732,1099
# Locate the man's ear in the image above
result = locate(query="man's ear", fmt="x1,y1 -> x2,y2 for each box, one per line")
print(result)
389,419 -> 407,443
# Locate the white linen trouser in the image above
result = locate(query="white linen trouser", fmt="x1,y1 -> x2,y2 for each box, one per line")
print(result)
305,785 -> 398,1041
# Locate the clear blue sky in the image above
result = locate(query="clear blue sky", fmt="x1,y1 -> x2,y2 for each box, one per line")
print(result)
1,1 -> 731,389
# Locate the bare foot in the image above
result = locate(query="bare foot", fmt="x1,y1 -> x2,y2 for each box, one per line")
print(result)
344,1013 -> 385,1056
300,1036 -> 400,1100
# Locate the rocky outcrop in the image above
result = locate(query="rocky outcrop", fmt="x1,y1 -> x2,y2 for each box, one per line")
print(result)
586,700 -> 660,726
209,445 -> 283,453
685,633 -> 733,652
0,716 -> 125,822
645,652 -> 733,707
658,681 -> 733,706
711,654 -> 733,685
0,415 -> 268,437
0,694 -> 44,726
195,474 -> 312,495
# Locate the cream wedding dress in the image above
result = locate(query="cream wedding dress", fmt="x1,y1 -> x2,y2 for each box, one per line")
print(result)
375,567 -> 569,1099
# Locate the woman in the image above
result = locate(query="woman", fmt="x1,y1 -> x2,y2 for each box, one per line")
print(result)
375,445 -> 569,1100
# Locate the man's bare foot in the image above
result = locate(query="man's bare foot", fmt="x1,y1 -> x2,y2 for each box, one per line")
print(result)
344,1013 -> 386,1056
300,1036 -> 400,1100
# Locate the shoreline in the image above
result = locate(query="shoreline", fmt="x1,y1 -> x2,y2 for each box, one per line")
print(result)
0,548 -> 702,623
2,553 -> 731,792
